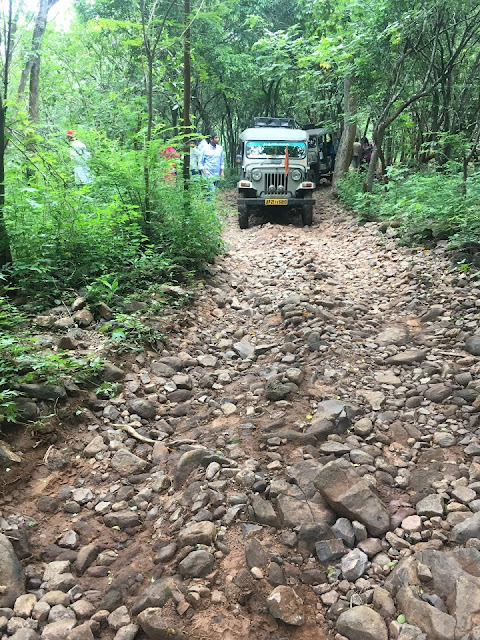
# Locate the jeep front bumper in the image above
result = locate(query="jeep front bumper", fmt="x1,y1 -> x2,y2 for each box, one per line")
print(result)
238,197 -> 315,207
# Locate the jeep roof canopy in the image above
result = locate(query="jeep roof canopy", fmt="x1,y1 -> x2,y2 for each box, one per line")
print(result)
304,127 -> 330,137
240,127 -> 309,142
254,116 -> 296,128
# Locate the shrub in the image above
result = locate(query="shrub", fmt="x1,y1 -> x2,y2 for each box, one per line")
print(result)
337,166 -> 480,248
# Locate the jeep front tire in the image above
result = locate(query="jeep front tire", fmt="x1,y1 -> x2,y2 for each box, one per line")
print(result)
302,205 -> 313,226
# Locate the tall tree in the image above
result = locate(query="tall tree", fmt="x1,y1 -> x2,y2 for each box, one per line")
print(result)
0,0 -> 13,267
18,0 -> 60,121
332,75 -> 357,193
182,0 -> 191,210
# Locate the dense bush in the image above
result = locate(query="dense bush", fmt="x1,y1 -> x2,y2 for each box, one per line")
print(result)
337,166 -> 480,248
2,130 -> 224,304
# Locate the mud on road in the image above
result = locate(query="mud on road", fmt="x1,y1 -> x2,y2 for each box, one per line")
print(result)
1,188 -> 480,640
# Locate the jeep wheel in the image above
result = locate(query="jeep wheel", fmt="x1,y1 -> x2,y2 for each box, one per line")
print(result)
238,207 -> 249,229
302,205 -> 313,226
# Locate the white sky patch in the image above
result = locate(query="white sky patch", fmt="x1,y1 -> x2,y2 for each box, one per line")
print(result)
14,0 -> 74,31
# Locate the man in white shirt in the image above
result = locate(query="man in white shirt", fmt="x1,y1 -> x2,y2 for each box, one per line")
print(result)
199,133 -> 224,198
67,130 -> 94,185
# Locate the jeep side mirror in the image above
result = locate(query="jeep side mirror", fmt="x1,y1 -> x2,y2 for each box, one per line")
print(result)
236,154 -> 242,165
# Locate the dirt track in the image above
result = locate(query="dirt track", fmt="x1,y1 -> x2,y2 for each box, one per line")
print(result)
1,187 -> 480,640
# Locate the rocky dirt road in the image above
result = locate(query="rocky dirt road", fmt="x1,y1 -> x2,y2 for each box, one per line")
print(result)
1,189 -> 480,640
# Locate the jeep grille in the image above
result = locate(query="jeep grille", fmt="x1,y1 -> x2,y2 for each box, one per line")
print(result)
264,172 -> 288,195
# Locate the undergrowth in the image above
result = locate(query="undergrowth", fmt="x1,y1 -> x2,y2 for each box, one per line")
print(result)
337,165 -> 480,250
0,296 -> 102,424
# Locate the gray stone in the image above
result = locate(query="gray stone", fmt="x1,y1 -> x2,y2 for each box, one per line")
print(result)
385,350 -> 426,365
72,309 -> 93,327
316,538 -> 346,562
177,521 -> 216,548
137,608 -> 180,639
57,530 -> 78,550
433,432 -> 455,447
0,534 -> 25,608
103,511 -> 141,529
41,619 -> 76,640
111,449 -> 146,475
265,380 -> 297,401
266,586 -> 304,626
131,578 -> 177,616
150,362 -> 175,378
71,488 -> 93,504
127,399 -> 156,420
466,336 -> 480,356
451,486 -> 476,504
18,383 -> 66,401
396,585 -> 455,640
10,631 -> 40,640
450,512 -> 480,543
108,606 -> 130,631
337,605 -> 388,640
75,544 -> 101,575
398,625 -> 427,640
341,549 -> 369,581
331,518 -> 355,548
66,623 -> 94,640
354,418 -> 374,436
251,495 -> 280,528
245,538 -> 269,569
113,624 -> 139,640
178,550 -> 214,578
100,362 -> 124,382
233,339 -> 255,359
425,384 -> 452,403
13,594 -> 37,618
314,459 -> 390,536
83,436 -> 107,457
416,494 -> 444,518
376,326 -> 409,346
173,448 -> 209,490
455,574 -> 480,637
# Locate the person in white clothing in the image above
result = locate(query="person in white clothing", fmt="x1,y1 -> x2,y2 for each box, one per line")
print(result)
67,130 -> 94,185
190,140 -> 202,177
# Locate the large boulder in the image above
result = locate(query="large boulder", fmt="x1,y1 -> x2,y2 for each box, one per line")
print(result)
396,586 -> 455,640
314,459 -> 390,536
0,533 -> 25,607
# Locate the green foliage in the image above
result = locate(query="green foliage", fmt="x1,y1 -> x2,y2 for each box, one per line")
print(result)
2,128 -> 223,305
337,167 -> 480,248
0,294 -> 104,423
100,313 -> 165,353
95,381 -> 121,399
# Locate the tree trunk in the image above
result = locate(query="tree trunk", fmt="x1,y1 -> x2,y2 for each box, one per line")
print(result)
0,0 -> 13,268
0,101 -> 12,267
182,0 -> 191,214
332,76 -> 357,194
18,0 -> 59,120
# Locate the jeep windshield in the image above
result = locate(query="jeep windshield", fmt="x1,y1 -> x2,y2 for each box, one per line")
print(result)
245,141 -> 306,159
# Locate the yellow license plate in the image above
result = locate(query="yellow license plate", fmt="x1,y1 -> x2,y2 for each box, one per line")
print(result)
265,198 -> 288,205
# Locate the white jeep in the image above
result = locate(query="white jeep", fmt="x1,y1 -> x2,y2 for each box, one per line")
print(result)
237,124 -> 316,229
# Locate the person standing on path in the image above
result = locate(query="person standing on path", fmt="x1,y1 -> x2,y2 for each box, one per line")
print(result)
199,133 -> 224,198
360,137 -> 373,170
66,130 -> 94,185
189,140 -> 202,178
352,138 -> 362,168
198,134 -> 209,155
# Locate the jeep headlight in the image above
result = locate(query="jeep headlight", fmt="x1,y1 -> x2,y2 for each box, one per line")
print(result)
291,168 -> 302,181
251,169 -> 262,181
